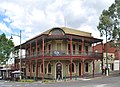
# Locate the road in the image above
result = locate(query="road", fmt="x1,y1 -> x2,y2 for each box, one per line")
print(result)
0,76 -> 120,87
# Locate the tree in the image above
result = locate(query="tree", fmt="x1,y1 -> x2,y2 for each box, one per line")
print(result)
97,9 -> 113,76
97,0 -> 120,76
0,33 -> 14,65
97,9 -> 113,39
108,0 -> 120,49
98,0 -> 120,46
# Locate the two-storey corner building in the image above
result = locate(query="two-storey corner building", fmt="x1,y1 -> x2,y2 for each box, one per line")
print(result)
14,27 -> 103,80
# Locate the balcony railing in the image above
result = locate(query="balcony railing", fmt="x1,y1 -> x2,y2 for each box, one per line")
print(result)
16,50 -> 103,59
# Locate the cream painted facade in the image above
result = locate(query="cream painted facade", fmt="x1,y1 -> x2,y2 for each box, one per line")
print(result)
25,39 -> 95,79
14,27 -> 103,80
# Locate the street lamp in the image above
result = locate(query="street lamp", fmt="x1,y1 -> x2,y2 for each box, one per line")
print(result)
118,49 -> 120,74
10,30 -> 22,80
105,30 -> 109,76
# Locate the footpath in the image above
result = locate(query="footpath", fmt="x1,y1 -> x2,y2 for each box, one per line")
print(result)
58,70 -> 120,82
83,70 -> 120,79
37,70 -> 120,84
1,70 -> 119,84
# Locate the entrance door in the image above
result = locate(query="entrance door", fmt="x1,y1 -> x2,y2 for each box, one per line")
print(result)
79,63 -> 81,76
56,63 -> 62,79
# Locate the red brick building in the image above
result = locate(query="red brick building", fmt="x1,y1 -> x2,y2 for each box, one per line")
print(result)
94,41 -> 119,71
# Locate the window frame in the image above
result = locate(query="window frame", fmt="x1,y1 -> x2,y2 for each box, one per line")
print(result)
68,62 -> 76,74
49,28 -> 65,35
40,64 -> 43,73
32,63 -> 35,72
47,63 -> 52,74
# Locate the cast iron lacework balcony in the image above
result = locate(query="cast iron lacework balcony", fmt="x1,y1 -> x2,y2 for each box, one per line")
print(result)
21,50 -> 102,59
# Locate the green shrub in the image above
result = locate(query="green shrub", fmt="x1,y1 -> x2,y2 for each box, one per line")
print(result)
43,80 -> 49,83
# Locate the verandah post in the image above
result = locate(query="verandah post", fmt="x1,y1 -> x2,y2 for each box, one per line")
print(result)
70,35 -> 72,80
35,39 -> 38,80
92,43 -> 95,77
81,39 -> 84,78
42,36 -> 44,81
30,43 -> 32,79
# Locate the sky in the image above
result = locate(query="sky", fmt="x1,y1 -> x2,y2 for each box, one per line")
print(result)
0,0 -> 115,46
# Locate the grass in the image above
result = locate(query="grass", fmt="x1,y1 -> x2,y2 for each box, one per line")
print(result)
18,79 -> 35,82
42,79 -> 57,83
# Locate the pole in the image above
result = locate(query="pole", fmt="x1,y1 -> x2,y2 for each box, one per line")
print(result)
118,51 -> 120,74
92,43 -> 94,77
106,30 -> 109,76
101,42 -> 104,75
10,30 -> 22,80
19,30 -> 22,80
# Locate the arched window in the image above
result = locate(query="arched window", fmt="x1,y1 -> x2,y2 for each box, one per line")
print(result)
69,63 -> 75,73
33,63 -> 35,72
49,28 -> 65,35
40,64 -> 43,73
47,63 -> 52,73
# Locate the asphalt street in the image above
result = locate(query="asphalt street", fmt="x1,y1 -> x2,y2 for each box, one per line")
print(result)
0,76 -> 120,87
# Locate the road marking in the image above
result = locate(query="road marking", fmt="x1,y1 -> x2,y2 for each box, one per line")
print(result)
1,85 -> 12,87
82,78 -> 91,81
24,84 -> 30,86
0,82 -> 4,84
81,84 -> 107,87
95,84 -> 107,87
15,85 -> 21,86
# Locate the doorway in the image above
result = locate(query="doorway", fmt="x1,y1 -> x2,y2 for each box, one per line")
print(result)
79,63 -> 81,76
56,63 -> 62,79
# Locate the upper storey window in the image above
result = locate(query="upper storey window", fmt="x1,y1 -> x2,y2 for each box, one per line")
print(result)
49,28 -> 65,35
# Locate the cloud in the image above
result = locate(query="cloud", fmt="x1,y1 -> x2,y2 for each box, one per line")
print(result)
0,22 -> 11,33
3,18 -> 11,23
0,0 -> 115,45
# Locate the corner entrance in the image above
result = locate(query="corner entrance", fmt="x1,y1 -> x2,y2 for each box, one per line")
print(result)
56,63 -> 62,80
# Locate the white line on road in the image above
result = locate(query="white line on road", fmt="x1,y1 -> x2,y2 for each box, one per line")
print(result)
0,82 -> 4,84
15,85 -> 21,86
82,78 -> 91,81
1,85 -> 12,87
95,84 -> 107,87
81,84 -> 107,87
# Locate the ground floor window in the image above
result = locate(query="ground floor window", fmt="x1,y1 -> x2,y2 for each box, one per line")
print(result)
28,64 -> 30,72
47,63 -> 52,73
111,63 -> 114,71
69,62 -> 75,73
33,63 -> 35,72
40,64 -> 43,73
